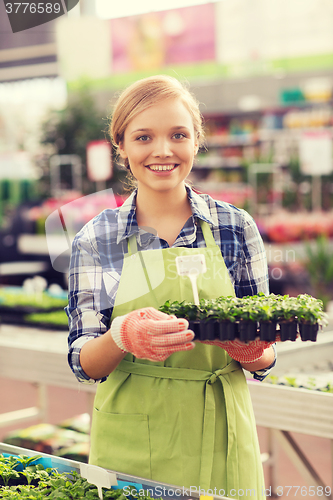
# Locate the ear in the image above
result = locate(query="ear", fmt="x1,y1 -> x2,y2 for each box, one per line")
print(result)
118,141 -> 127,159
194,140 -> 199,155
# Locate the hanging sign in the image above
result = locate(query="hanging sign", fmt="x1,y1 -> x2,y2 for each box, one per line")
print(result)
299,130 -> 332,176
86,140 -> 113,182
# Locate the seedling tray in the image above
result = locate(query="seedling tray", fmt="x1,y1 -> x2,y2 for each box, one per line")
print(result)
161,293 -> 327,343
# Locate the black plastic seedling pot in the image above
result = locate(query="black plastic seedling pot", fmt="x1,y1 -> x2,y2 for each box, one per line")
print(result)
259,321 -> 277,341
199,319 -> 217,341
188,320 -> 200,339
218,320 -> 237,341
279,320 -> 298,341
238,320 -> 258,342
299,322 -> 318,342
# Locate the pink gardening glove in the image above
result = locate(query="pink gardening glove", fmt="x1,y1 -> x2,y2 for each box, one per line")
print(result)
110,307 -> 195,361
199,338 -> 274,363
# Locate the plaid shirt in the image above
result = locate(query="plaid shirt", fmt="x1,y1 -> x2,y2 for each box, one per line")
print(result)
66,186 -> 276,384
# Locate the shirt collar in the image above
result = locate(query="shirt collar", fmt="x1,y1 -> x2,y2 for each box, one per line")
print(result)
185,185 -> 215,226
116,190 -> 138,244
116,185 -> 216,244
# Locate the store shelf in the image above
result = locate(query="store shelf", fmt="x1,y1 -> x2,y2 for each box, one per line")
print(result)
272,330 -> 333,375
205,134 -> 259,147
259,126 -> 333,141
194,156 -> 244,169
196,103 -> 333,184
248,378 -> 333,440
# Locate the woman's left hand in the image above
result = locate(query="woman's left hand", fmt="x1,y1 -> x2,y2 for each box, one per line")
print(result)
198,338 -> 274,364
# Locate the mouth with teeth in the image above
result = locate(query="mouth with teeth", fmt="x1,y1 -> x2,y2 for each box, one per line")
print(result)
146,164 -> 177,172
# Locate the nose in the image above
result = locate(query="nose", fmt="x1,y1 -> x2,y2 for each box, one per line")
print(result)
152,137 -> 172,158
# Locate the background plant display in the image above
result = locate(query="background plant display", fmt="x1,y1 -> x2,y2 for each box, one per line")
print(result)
0,289 -> 67,311
265,373 -> 333,393
0,288 -> 68,330
159,293 -> 328,342
0,454 -> 152,500
303,235 -> 333,310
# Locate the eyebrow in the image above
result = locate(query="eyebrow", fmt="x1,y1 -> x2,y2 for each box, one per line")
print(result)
130,126 -> 191,135
130,128 -> 151,135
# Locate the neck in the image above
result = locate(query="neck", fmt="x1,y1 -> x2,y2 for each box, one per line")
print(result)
135,183 -> 190,224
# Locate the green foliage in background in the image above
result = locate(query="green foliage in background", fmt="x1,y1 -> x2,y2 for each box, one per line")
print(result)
25,311 -> 68,326
304,235 -> 333,309
0,454 -> 153,499
38,85 -> 129,197
265,374 -> 333,393
0,290 -> 67,310
41,86 -> 107,160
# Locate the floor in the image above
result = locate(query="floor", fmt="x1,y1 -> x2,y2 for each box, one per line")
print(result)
0,377 -> 331,499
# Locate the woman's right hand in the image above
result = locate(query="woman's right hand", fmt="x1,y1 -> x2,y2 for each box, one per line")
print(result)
110,307 -> 195,361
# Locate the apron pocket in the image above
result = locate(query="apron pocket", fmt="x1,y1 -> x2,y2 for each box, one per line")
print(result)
89,408 -> 151,478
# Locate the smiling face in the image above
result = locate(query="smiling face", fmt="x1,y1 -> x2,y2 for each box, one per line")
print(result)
118,98 -> 198,196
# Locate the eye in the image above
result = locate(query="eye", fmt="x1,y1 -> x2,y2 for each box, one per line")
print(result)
173,132 -> 186,140
136,135 -> 150,142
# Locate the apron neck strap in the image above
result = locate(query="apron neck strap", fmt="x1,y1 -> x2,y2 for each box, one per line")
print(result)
127,234 -> 138,255
127,233 -> 160,309
199,220 -> 217,248
127,220 -> 216,254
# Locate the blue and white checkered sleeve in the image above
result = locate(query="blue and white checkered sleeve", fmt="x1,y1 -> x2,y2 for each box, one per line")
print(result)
68,335 -> 100,384
66,226 -> 111,384
251,344 -> 277,381
237,209 -> 269,297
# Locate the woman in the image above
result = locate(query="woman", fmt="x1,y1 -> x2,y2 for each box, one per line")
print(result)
67,75 -> 276,498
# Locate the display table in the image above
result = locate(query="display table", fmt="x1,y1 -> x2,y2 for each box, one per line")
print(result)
0,324 -> 333,499
0,324 -> 93,427
2,323 -> 332,391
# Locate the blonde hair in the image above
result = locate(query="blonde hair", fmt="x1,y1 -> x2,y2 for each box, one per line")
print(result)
110,75 -> 205,162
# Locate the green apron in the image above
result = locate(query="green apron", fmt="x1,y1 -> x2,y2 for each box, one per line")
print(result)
89,221 -> 265,498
